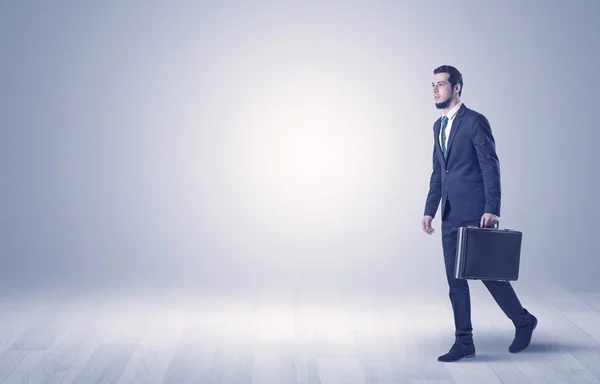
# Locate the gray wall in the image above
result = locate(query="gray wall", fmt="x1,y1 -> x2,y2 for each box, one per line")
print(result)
1,1 -> 598,293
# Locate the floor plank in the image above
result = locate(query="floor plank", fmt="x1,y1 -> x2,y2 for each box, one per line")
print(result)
117,306 -> 187,384
72,343 -> 137,384
252,286 -> 298,383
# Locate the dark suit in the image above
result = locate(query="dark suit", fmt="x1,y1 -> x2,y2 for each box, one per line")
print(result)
424,103 -> 530,344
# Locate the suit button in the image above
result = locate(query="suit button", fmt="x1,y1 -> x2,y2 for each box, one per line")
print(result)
445,170 -> 449,173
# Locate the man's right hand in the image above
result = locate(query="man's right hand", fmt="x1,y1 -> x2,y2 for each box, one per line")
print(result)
421,215 -> 435,235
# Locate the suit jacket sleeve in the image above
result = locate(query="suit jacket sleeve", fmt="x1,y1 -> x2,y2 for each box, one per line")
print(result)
471,114 -> 501,216
424,131 -> 442,217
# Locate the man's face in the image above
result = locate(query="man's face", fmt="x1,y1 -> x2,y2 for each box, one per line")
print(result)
432,73 -> 456,109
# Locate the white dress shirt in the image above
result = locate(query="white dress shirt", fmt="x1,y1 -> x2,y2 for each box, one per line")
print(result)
439,101 -> 463,150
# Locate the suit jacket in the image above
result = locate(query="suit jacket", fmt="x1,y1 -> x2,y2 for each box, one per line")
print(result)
424,103 -> 501,222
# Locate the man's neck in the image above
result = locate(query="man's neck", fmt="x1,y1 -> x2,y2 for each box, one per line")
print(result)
443,98 -> 461,115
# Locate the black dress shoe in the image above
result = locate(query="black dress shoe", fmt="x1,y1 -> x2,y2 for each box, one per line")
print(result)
509,314 -> 538,353
437,343 -> 476,362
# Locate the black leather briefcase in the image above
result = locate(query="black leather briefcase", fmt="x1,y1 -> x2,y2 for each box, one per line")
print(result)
454,223 -> 523,281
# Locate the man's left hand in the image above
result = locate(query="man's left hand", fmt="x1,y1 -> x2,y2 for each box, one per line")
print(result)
480,213 -> 499,228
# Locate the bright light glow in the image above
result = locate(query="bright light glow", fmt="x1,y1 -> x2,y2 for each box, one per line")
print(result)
247,92 -> 372,221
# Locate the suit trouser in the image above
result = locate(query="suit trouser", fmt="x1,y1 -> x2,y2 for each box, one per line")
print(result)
441,200 -> 532,344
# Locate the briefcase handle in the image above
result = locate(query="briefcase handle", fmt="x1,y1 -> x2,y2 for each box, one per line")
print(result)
467,221 -> 499,229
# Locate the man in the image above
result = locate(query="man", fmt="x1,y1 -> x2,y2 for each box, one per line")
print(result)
421,65 -> 537,362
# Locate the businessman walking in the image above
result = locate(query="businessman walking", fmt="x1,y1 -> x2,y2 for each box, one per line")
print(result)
421,65 -> 537,362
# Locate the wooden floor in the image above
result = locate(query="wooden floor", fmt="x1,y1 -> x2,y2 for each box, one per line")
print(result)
0,278 -> 599,384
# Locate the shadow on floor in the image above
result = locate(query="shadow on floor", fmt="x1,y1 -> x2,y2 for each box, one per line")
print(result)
465,341 -> 599,363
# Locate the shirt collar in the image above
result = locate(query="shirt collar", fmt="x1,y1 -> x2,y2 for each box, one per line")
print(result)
444,101 -> 463,121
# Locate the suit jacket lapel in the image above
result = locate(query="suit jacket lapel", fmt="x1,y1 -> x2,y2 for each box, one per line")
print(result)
445,103 -> 467,160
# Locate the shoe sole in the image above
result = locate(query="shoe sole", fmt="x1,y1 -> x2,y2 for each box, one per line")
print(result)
438,352 -> 476,362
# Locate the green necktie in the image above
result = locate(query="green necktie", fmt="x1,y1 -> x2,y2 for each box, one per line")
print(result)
440,116 -> 448,160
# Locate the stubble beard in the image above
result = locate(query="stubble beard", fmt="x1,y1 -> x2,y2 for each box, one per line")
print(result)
435,98 -> 451,110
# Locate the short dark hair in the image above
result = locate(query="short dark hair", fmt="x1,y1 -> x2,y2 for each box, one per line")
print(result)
433,65 -> 463,96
